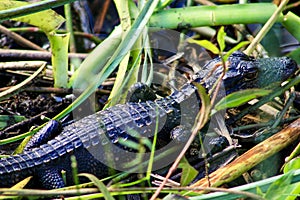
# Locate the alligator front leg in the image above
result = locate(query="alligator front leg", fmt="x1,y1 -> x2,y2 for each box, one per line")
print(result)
24,120 -> 62,150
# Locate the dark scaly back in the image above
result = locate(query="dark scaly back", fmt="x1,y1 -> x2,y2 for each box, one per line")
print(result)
0,51 -> 297,187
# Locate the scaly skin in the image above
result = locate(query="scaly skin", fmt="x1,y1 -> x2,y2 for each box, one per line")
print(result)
0,52 -> 297,189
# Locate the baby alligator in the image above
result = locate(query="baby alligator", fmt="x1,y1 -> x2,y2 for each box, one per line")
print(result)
0,51 -> 297,189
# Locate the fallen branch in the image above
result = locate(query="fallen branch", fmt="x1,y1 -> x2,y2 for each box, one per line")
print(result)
190,117 -> 300,190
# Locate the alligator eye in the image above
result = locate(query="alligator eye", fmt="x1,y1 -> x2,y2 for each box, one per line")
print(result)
244,70 -> 258,81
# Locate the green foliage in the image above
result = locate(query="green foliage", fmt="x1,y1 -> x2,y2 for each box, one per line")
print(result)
79,173 -> 115,200
263,171 -> 300,200
217,26 -> 226,52
0,115 -> 25,130
0,0 -> 65,32
284,157 -> 300,174
193,82 -> 212,124
288,47 -> 300,64
0,177 -> 32,199
68,28 -> 122,89
188,39 -> 220,54
0,0 -> 69,88
280,12 -> 300,45
70,155 -> 79,186
223,41 -> 250,61
178,157 -> 198,186
284,142 -> 300,173
188,26 -> 249,61
214,89 -> 271,112
56,0 -> 160,120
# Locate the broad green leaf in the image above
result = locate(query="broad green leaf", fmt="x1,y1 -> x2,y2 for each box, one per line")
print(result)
264,171 -> 295,200
284,157 -> 300,174
265,182 -> 300,200
0,0 -> 65,33
107,0 -> 131,105
68,27 -> 122,89
214,89 -> 271,111
79,173 -> 115,200
285,182 -> 300,200
217,26 -> 226,52
178,157 -> 198,186
188,39 -> 220,54
284,142 -> 300,169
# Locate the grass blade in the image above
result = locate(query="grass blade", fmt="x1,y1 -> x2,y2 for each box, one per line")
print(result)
79,173 -> 114,200
214,89 -> 271,112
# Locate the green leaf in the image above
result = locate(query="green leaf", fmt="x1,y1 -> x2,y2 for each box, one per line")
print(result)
0,0 -> 65,33
285,182 -> 300,200
14,136 -> 31,154
192,82 -> 211,126
58,0 -> 160,120
256,186 -> 264,196
264,171 -> 295,200
224,41 -> 250,61
178,157 -> 198,186
214,89 -> 271,111
284,157 -> 300,174
188,39 -> 220,54
0,115 -> 25,130
79,173 -> 115,200
68,27 -> 122,89
217,26 -> 226,52
0,176 -> 32,199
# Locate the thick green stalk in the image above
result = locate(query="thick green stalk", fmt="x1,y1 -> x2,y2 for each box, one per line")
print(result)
149,3 -> 278,29
48,33 -> 70,88
281,12 -> 300,41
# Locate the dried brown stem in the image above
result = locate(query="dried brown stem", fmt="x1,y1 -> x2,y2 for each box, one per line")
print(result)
0,49 -> 88,60
190,118 -> 300,190
0,25 -> 46,51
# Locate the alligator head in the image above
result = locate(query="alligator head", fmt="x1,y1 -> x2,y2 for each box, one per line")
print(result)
195,51 -> 298,95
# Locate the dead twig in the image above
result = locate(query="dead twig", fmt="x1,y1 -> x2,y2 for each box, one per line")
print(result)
0,49 -> 88,60
0,24 -> 46,51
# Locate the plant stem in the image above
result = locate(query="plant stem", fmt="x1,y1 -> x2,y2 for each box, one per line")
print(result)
149,3 -> 278,29
244,0 -> 290,55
